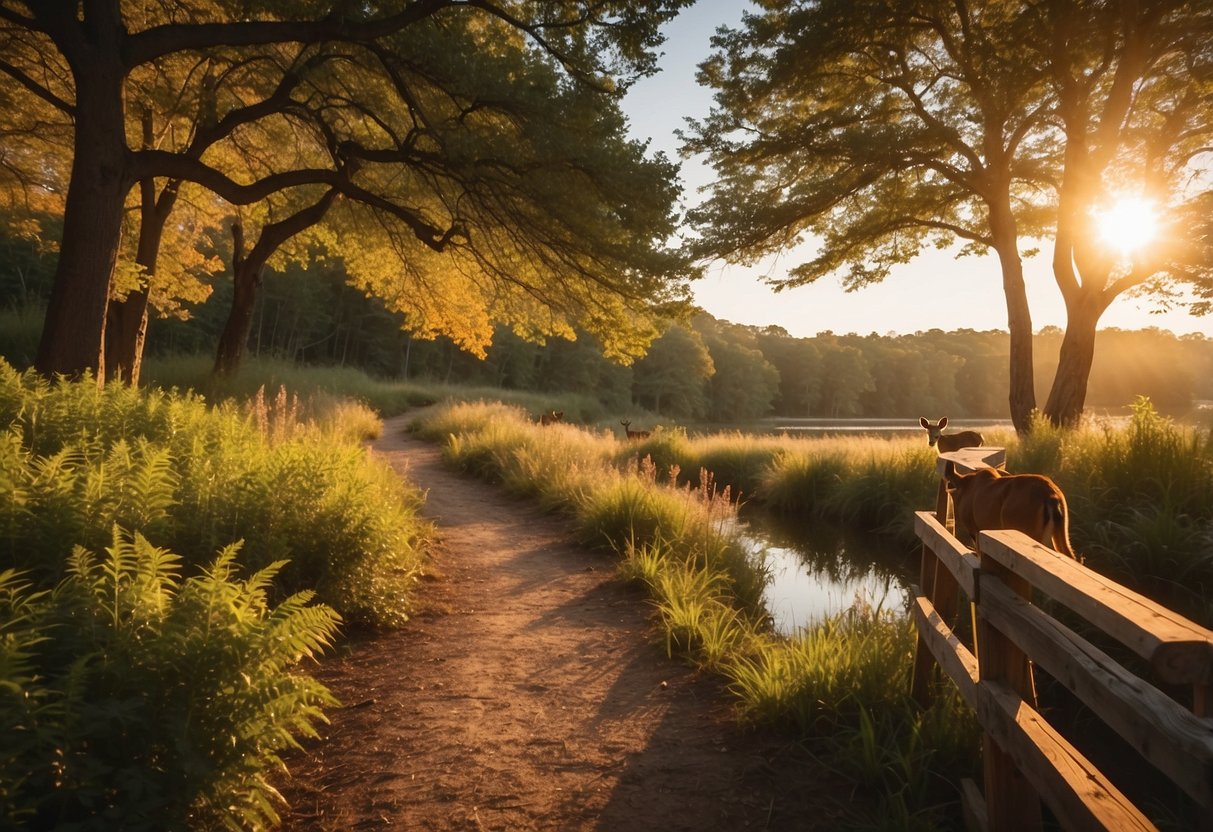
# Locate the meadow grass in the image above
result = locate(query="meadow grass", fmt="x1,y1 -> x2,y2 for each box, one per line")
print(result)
1005,400 -> 1213,623
0,357 -> 451,828
144,354 -> 608,421
412,395 -> 1213,827
0,359 -> 430,628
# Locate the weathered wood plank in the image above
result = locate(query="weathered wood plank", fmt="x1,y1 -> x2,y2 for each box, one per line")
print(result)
912,593 -> 979,710
979,576 -> 1213,810
915,511 -> 981,600
976,679 -> 1157,831
960,778 -> 988,832
976,556 -> 1040,830
937,446 -> 1007,476
979,530 -> 1213,685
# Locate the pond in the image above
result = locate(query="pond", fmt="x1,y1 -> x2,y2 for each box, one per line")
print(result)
737,508 -> 918,636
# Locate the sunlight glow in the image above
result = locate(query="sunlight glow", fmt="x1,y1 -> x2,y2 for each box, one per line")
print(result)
1094,196 -> 1158,257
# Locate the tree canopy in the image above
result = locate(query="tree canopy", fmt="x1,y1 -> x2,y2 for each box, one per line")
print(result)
0,0 -> 695,382
685,0 -> 1213,430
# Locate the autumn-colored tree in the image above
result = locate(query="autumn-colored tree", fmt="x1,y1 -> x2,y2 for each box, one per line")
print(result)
686,0 -> 1213,431
0,1 -> 693,382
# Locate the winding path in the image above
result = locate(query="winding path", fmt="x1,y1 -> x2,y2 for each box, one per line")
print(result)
278,415 -> 847,831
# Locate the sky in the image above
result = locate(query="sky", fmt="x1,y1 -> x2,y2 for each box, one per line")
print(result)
619,0 -> 1213,339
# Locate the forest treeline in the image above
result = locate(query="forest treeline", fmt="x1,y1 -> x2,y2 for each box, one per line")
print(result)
4,242 -> 1209,423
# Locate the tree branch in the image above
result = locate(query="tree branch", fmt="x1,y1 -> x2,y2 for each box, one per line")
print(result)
124,0 -> 455,69
0,55 -> 74,114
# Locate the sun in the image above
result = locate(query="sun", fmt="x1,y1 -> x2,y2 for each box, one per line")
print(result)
1093,196 -> 1158,257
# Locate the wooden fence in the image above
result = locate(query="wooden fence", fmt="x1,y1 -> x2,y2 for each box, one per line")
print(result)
910,448 -> 1213,831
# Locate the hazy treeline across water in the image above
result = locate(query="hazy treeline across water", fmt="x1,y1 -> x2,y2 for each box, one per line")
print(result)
3,245 -> 1210,424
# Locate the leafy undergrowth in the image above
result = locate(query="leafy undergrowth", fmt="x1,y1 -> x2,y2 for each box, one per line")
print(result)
0,359 -> 433,828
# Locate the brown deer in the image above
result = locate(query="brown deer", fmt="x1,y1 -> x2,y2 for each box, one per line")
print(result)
538,410 -> 564,426
943,464 -> 1077,559
919,416 -> 984,453
620,419 -> 650,441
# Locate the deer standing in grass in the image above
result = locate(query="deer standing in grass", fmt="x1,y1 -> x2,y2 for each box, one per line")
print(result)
538,410 -> 564,426
943,463 -> 1077,560
919,416 -> 984,452
620,419 -> 650,441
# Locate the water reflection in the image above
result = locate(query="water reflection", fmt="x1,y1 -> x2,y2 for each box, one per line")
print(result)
738,509 -> 917,636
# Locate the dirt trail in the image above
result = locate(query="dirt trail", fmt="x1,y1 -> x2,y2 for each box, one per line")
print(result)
278,415 -> 849,831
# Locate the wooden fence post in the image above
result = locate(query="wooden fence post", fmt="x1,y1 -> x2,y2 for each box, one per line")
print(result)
911,477 -> 953,706
975,553 -> 1042,830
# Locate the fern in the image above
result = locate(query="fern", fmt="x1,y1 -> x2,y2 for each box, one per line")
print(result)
1,529 -> 340,830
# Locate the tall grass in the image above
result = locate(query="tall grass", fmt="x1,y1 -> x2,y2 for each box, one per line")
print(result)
414,401 -> 981,829
0,357 -> 446,827
0,359 -> 430,628
413,396 -> 1213,826
143,354 -> 608,421
1008,399 -> 1213,622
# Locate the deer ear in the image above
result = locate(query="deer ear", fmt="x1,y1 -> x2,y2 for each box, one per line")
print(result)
919,417 -> 930,429
939,416 -> 948,428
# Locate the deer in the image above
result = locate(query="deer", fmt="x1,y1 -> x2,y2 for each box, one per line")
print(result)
538,410 -> 564,426
919,416 -> 984,453
620,419 -> 650,441
943,463 -> 1077,560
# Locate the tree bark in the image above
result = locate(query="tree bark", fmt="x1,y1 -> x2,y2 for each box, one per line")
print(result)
106,152 -> 182,385
989,203 -> 1037,436
1043,293 -> 1104,426
105,290 -> 150,385
33,13 -> 130,382
213,188 -> 340,376
214,232 -> 261,377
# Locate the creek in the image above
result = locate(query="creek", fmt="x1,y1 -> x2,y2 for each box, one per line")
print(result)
738,508 -> 917,636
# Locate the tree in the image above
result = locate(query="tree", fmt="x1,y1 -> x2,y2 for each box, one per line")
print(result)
0,1 -> 693,382
755,328 -> 823,416
215,186 -> 341,376
817,343 -> 874,419
632,323 -> 715,418
685,0 -> 1213,432
703,337 -> 780,421
1032,1 -> 1213,425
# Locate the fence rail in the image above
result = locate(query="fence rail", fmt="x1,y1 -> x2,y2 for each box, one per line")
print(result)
910,449 -> 1213,831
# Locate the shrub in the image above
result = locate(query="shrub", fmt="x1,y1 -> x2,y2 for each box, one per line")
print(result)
0,360 -> 429,628
0,529 -> 339,831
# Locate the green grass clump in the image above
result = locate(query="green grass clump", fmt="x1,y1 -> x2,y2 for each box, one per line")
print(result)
0,529 -> 339,831
0,359 -> 428,628
759,437 -> 938,543
145,355 -> 609,423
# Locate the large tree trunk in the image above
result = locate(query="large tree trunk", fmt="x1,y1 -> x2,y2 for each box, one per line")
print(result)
213,271 -> 261,377
989,204 -> 1036,435
34,54 -> 129,383
106,177 -> 181,385
1043,294 -> 1103,427
105,290 -> 150,385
